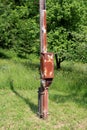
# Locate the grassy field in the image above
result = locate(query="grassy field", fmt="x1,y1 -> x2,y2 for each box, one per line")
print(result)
0,55 -> 87,130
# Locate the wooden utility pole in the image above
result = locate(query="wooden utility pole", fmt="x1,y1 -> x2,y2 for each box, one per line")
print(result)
38,0 -> 54,119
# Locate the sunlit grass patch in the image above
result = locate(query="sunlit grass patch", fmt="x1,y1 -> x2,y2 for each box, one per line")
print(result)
0,58 -> 87,129
0,89 -> 87,130
51,61 -> 87,96
0,58 -> 40,90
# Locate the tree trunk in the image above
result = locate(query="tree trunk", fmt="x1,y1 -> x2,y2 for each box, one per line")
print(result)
55,53 -> 61,69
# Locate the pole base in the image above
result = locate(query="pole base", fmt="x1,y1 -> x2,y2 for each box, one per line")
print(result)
38,87 -> 48,119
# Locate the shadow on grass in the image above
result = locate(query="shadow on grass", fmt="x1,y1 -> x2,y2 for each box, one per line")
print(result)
50,92 -> 87,108
10,80 -> 37,114
0,52 -> 10,59
22,61 -> 40,71
52,64 -> 87,108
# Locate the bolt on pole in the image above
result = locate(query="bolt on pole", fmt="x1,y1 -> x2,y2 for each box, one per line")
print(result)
38,0 -> 54,119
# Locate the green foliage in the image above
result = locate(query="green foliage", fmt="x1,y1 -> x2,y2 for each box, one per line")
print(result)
47,0 -> 87,63
0,0 -> 39,57
0,0 -> 87,62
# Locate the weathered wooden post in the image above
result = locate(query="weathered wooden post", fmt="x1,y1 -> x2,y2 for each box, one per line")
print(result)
38,0 -> 54,119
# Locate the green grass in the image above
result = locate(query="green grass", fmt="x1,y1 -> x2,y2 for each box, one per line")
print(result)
0,56 -> 87,130
0,56 -> 40,90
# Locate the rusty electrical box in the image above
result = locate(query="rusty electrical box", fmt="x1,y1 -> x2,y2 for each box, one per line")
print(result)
41,53 -> 54,79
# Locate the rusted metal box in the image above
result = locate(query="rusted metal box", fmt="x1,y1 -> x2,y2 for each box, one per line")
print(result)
40,53 -> 54,79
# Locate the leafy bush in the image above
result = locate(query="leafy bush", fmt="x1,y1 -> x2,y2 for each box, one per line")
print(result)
0,0 -> 87,63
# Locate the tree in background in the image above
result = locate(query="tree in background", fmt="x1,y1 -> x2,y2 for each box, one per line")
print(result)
47,0 -> 87,68
0,0 -> 39,58
0,0 -> 87,64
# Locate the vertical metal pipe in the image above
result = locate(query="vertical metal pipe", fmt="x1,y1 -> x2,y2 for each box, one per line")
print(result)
40,0 -> 47,53
38,0 -> 53,119
43,88 -> 48,119
38,0 -> 48,119
38,87 -> 48,119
